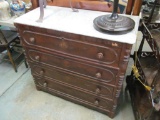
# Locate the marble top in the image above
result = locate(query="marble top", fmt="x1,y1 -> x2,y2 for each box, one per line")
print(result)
14,6 -> 140,44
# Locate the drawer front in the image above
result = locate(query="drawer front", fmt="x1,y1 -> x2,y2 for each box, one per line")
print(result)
23,31 -> 121,67
31,64 -> 115,99
34,77 -> 113,110
26,49 -> 119,85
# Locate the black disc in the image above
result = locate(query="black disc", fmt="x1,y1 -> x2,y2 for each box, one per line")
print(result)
93,14 -> 135,34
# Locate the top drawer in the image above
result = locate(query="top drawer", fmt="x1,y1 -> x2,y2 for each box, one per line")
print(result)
22,30 -> 122,67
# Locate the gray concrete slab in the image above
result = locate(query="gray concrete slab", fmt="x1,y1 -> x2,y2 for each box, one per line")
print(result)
0,62 -> 29,96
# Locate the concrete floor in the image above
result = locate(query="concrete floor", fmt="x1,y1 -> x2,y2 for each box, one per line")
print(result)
0,32 -> 149,120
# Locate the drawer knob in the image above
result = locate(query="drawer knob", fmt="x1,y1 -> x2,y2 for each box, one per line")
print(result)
43,82 -> 47,87
97,53 -> 104,59
30,37 -> 35,43
60,37 -> 64,40
94,100 -> 99,106
35,56 -> 40,60
96,72 -> 102,78
40,70 -> 44,75
95,88 -> 101,94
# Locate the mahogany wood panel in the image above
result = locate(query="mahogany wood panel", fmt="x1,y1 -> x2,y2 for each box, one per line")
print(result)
34,76 -> 114,108
31,0 -> 39,9
126,0 -> 135,15
31,0 -> 115,12
132,0 -> 142,15
34,76 -> 115,114
35,84 -> 115,118
22,30 -> 122,67
26,49 -> 119,85
30,62 -> 117,99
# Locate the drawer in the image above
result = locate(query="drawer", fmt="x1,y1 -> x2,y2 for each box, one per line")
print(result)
30,63 -> 116,99
22,30 -> 121,67
34,77 -> 113,110
26,49 -> 119,85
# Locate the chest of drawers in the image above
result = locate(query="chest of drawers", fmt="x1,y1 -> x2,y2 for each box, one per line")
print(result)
14,6 -> 140,118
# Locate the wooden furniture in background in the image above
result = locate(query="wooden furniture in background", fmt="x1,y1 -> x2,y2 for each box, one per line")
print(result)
126,0 -> 142,15
0,29 -> 27,72
31,0 -> 39,9
110,0 -> 128,6
31,0 -> 142,16
31,0 -> 115,12
126,0 -> 160,119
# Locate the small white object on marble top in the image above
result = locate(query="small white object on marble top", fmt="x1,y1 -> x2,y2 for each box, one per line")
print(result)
14,6 -> 140,44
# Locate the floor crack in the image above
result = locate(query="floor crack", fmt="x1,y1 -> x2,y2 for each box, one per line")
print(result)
0,68 -> 29,98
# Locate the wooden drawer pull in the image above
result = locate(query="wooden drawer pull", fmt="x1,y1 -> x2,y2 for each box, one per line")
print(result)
43,82 -> 47,87
60,37 -> 64,40
94,100 -> 99,106
97,53 -> 104,59
30,37 -> 35,43
95,88 -> 101,94
40,70 -> 44,75
35,56 -> 40,60
95,72 -> 102,78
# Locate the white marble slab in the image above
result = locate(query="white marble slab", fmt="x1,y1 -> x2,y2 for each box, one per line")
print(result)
14,6 -> 140,44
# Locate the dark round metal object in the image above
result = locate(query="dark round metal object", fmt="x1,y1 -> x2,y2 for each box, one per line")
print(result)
93,0 -> 135,34
93,14 -> 135,34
